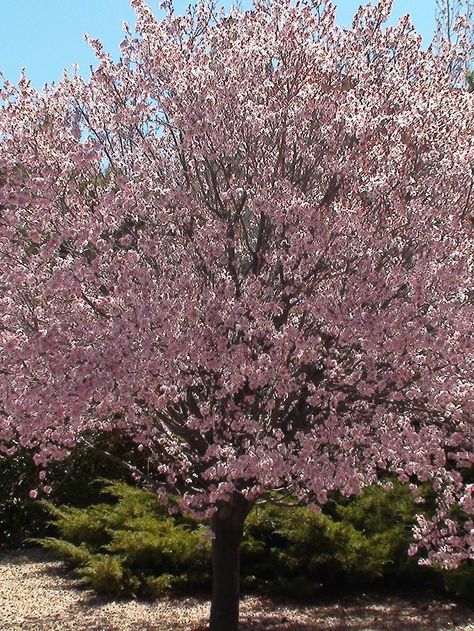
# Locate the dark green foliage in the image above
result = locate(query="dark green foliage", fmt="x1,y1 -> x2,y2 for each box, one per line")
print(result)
442,562 -> 474,605
0,431 -> 145,549
0,449 -> 48,549
332,483 -> 436,588
241,503 -> 375,598
240,483 -> 442,597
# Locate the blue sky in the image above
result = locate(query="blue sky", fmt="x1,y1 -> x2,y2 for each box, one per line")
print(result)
0,1 -> 437,88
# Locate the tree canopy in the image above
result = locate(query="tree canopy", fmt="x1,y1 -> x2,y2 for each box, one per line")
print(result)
1,1 -> 473,627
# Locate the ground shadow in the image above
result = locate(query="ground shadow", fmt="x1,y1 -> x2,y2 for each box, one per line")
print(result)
2,550 -> 473,631
190,594 -> 474,631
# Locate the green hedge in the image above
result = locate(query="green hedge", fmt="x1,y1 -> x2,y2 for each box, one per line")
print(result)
33,479 -> 473,603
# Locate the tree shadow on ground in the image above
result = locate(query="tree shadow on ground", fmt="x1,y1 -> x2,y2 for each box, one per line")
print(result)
190,595 -> 474,631
2,551 -> 473,631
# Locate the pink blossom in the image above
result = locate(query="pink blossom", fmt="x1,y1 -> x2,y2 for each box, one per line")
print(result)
0,3 -> 473,626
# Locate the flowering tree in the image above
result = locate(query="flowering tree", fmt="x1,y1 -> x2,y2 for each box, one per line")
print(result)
1,0 -> 473,628
436,0 -> 474,81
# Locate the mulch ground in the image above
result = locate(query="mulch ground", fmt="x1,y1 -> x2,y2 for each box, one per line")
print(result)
1,549 -> 473,631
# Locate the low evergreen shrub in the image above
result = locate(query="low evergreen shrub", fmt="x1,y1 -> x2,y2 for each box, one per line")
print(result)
34,480 -> 211,598
34,478 -> 474,602
240,483 -> 442,596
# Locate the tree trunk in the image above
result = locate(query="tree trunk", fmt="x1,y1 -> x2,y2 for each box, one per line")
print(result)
209,493 -> 252,631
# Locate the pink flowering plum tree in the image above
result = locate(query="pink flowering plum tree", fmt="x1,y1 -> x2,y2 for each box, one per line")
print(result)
1,0 -> 473,628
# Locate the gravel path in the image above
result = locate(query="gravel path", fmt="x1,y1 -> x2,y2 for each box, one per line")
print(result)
1,549 -> 473,630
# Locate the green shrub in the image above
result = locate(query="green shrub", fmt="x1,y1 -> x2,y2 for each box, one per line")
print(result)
333,483 -> 433,587
78,555 -> 129,596
36,480 -> 211,598
35,479 -> 471,603
142,573 -> 180,598
240,484 -> 432,597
